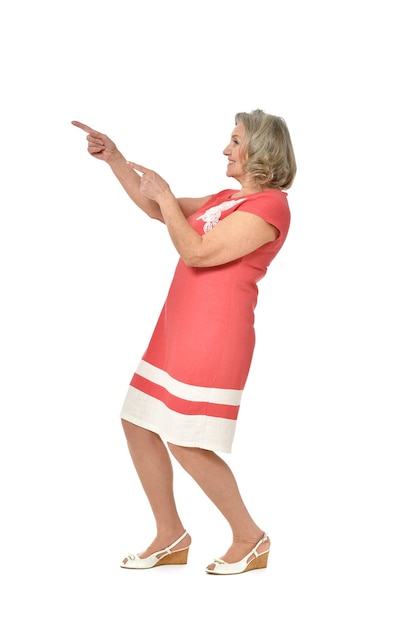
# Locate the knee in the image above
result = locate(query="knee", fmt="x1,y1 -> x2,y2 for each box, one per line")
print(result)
121,418 -> 137,441
121,419 -> 158,446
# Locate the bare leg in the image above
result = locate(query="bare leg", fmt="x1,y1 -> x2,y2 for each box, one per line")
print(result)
121,419 -> 190,557
167,443 -> 270,565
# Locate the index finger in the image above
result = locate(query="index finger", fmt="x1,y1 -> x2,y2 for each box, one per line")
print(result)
71,120 -> 98,135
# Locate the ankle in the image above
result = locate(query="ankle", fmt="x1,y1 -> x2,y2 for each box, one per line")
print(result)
232,531 -> 268,547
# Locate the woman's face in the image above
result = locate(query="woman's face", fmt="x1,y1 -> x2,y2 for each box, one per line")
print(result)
223,123 -> 247,181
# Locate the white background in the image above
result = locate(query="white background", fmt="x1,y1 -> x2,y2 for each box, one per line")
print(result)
1,1 -> 416,624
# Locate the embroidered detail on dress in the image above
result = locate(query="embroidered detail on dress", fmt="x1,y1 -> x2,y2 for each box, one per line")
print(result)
196,199 -> 247,233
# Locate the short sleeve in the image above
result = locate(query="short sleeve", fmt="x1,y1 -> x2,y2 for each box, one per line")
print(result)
237,190 -> 290,239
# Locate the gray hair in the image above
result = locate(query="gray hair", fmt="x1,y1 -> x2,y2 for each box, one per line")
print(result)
235,109 -> 297,189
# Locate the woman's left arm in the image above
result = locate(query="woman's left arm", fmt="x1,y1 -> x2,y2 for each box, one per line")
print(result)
128,162 -> 278,267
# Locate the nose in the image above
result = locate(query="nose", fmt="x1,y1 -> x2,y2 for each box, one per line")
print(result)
223,144 -> 231,156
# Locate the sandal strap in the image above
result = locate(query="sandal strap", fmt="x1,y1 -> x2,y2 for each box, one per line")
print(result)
165,530 -> 188,553
251,532 -> 269,557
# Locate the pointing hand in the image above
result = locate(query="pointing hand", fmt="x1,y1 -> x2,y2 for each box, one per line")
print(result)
72,120 -> 118,162
126,161 -> 172,202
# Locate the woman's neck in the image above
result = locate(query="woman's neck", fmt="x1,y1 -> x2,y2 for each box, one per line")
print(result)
231,184 -> 265,198
231,174 -> 265,197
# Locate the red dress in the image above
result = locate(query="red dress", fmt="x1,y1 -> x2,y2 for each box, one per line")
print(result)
120,188 -> 290,453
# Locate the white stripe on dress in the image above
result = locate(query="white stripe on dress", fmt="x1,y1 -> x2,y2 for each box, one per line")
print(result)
137,360 -> 243,406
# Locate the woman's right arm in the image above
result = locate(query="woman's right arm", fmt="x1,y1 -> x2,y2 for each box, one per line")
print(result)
72,121 -> 164,222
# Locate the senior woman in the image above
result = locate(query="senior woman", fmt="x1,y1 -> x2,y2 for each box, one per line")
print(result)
72,109 -> 296,574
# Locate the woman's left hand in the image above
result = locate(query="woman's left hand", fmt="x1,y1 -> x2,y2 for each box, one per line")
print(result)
126,162 -> 172,203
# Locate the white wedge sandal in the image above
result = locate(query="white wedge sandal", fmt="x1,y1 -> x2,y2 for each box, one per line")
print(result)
205,533 -> 270,575
121,530 -> 190,569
